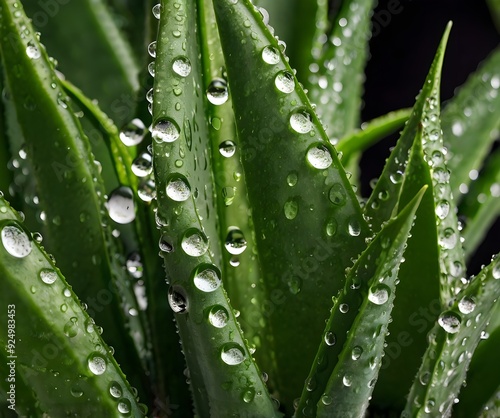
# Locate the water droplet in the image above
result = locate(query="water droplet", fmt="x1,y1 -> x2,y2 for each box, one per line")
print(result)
109,381 -> 123,398
131,152 -> 153,177
262,45 -> 280,64
152,118 -> 180,143
148,41 -> 157,57
181,229 -> 209,257
275,71 -> 295,93
458,296 -> 476,314
326,218 -> 337,237
339,303 -> 349,313
64,317 -> 79,338
368,284 -> 390,305
329,183 -> 346,206
168,285 -> 188,313
321,394 -> 333,406
152,3 -> 161,19
88,353 -> 107,375
438,311 -> 461,334
107,186 -> 135,224
166,175 -> 191,201
390,171 -> 403,184
290,110 -> 313,134
117,398 -> 131,415
39,268 -> 57,284
343,375 -> 352,387
493,263 -> 500,279
439,228 -> 457,250
348,219 -> 361,237
119,119 -> 146,146
1,224 -> 32,258
159,234 -> 174,253
193,265 -> 222,292
219,140 -> 236,158
172,56 -> 192,77
224,228 -> 247,255
138,179 -> 156,202
242,388 -> 255,403
287,171 -> 298,186
70,385 -> 83,398
324,331 -> 336,346
306,145 -> 332,169
207,79 -> 229,105
435,200 -> 450,220
352,346 -> 363,360
208,305 -> 229,328
221,343 -> 246,365
26,42 -> 41,59
284,198 -> 298,220
148,61 -> 156,77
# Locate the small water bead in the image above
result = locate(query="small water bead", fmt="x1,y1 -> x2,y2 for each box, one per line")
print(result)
321,395 -> 333,406
433,168 -> 450,183
64,317 -> 79,338
117,398 -> 131,415
306,145 -> 332,169
458,296 -> 476,314
108,382 -> 122,399
88,353 -> 107,375
221,343 -> 246,365
107,187 -> 135,224
435,200 -> 450,220
138,179 -> 156,203
172,56 -> 192,77
119,119 -> 147,146
438,311 -> 461,334
390,171 -> 403,184
193,265 -> 222,292
493,263 -> 500,279
26,42 -> 41,59
166,176 -> 191,201
284,198 -> 299,220
262,45 -> 280,64
287,171 -> 298,186
39,268 -> 57,284
343,375 -> 352,387
439,228 -> 457,250
290,110 -> 313,134
146,88 -> 154,103
219,140 -> 236,158
287,276 -> 302,295
152,3 -> 161,19
147,41 -> 157,57
131,152 -> 153,177
181,229 -> 208,257
329,183 -> 346,206
324,331 -> 336,346
326,218 -> 337,237
1,224 -> 32,258
351,346 -> 363,360
168,285 -> 188,313
148,61 -> 156,77
339,303 -> 349,313
348,219 -> 361,237
275,71 -> 295,93
208,305 -> 229,328
159,235 -> 174,253
207,79 -> 229,105
368,284 -> 390,305
152,118 -> 180,143
224,228 -> 247,255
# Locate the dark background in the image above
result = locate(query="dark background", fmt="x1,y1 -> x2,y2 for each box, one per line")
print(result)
355,0 -> 499,274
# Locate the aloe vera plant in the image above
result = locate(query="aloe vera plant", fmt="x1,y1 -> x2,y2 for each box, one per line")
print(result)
0,0 -> 499,417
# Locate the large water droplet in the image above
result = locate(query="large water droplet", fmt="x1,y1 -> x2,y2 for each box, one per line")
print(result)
168,285 -> 188,313
275,71 -> 295,93
219,140 -> 236,158
88,353 -> 107,375
131,152 -> 153,177
438,228 -> 457,250
368,284 -> 390,305
109,381 -> 122,398
26,42 -> 41,59
458,296 -> 476,314
138,179 -> 156,202
172,56 -> 192,77
224,228 -> 247,255
435,200 -> 450,220
208,305 -> 229,328
152,118 -> 180,143
221,343 -> 246,365
438,311 -> 461,334
207,79 -> 229,105
181,229 -> 209,257
117,398 -> 131,415
119,119 -> 146,146
166,175 -> 191,201
39,268 -> 57,284
348,219 -> 361,237
290,110 -> 313,134
107,186 -> 136,224
324,331 -> 336,346
1,224 -> 32,258
262,46 -> 280,64
152,3 -> 161,19
307,145 -> 332,169
193,265 -> 222,292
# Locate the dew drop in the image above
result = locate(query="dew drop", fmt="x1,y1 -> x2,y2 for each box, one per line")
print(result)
39,268 -> 57,284
339,303 -> 349,313
435,200 -> 450,220
152,3 -> 161,19
208,305 -> 229,328
242,388 -> 255,403
159,234 -> 174,253
207,79 -> 229,105
438,228 -> 457,250
109,381 -> 122,398
321,395 -> 333,406
275,71 -> 295,93
326,218 -> 337,237
219,140 -> 236,158
221,343 -> 246,365
148,41 -> 157,58
63,317 -> 78,338
290,110 -> 313,134
152,118 -> 180,143
324,331 -> 336,346
492,263 -> 500,279
117,398 -> 131,415
193,265 -> 221,292
26,42 -> 41,59
138,179 -> 156,202
438,311 -> 461,334
131,152 -> 153,177
348,219 -> 361,237
390,171 -> 403,184
224,228 -> 247,255
343,375 -> 352,387
88,353 -> 107,375
166,175 -> 191,201
284,198 -> 299,220
107,187 -> 135,224
351,346 -> 363,360
329,183 -> 346,206
119,119 -> 146,146
168,285 -> 188,313
287,276 -> 302,295
287,171 -> 298,186
262,46 -> 280,64
368,284 -> 390,305
306,145 -> 332,169
172,56 -> 192,77
181,229 -> 209,257
1,224 -> 32,258
458,296 -> 476,314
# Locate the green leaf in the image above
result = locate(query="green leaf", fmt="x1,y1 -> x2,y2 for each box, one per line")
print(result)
441,47 -> 500,202
0,196 -> 146,417
403,255 -> 500,417
213,0 -> 369,409
297,186 -> 426,418
152,1 -> 279,416
486,0 -> 500,32
308,0 -> 375,143
0,73 -> 12,196
336,108 -> 412,164
0,0 -> 149,400
459,147 -> 500,259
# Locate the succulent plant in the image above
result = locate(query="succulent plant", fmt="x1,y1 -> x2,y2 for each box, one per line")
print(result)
0,0 -> 499,417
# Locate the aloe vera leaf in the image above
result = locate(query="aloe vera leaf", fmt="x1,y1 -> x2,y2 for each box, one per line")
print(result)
22,0 -> 139,126
213,0 -> 369,409
152,1 -> 279,416
459,147 -> 500,259
297,187 -> 426,418
336,108 -> 412,164
487,0 -> 500,33
453,325 -> 500,417
0,77 -> 12,195
197,0 -> 269,356
308,0 -> 375,144
403,254 -> 500,417
0,0 -> 150,400
441,47 -> 500,202
0,197 -> 146,416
